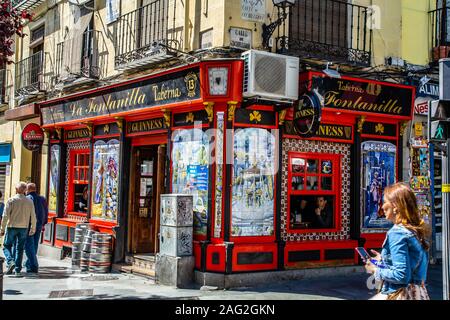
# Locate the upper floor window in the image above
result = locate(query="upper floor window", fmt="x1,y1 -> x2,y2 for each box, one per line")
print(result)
30,25 -> 45,44
285,0 -> 372,66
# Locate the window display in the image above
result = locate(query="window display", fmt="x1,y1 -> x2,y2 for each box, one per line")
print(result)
172,129 -> 210,237
91,139 -> 120,221
231,128 -> 276,237
361,141 -> 396,231
49,145 -> 60,213
288,153 -> 340,231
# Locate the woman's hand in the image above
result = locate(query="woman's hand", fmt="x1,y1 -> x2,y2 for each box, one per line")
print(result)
365,260 -> 377,274
370,249 -> 382,262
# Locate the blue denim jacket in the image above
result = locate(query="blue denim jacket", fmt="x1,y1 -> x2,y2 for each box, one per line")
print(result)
375,224 -> 428,294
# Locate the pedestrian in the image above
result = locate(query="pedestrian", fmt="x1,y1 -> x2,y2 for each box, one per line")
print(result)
365,182 -> 430,300
24,183 -> 48,273
0,182 -> 36,276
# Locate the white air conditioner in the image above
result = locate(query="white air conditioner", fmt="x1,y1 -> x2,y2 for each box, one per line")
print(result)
242,50 -> 299,101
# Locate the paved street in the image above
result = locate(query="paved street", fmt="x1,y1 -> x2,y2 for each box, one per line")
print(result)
1,256 -> 444,300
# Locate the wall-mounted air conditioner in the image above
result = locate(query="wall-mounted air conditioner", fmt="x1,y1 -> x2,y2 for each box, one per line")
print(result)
242,50 -> 299,101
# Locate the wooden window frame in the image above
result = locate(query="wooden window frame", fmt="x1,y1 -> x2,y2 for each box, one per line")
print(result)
67,149 -> 90,216
287,151 -> 342,234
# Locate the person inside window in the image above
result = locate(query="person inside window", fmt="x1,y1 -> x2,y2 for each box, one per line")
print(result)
312,196 -> 333,228
78,186 -> 89,212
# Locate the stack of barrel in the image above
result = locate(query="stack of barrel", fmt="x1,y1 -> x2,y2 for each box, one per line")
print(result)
80,229 -> 95,272
88,232 -> 113,273
72,223 -> 93,270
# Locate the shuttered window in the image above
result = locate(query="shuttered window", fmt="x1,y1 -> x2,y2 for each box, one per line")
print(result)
0,164 -> 7,197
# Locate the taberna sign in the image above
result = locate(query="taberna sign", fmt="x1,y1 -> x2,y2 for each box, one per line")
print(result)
293,91 -> 322,138
21,123 -> 45,151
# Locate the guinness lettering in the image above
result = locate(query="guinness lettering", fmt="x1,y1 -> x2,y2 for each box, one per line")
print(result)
66,129 -> 90,140
316,124 -> 353,141
293,92 -> 322,138
283,121 -> 353,142
127,118 -> 165,135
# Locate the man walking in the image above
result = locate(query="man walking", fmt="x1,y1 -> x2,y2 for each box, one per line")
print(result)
0,182 -> 36,276
24,183 -> 48,273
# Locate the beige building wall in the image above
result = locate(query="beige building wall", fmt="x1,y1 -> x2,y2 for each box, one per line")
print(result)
5,0 -> 425,199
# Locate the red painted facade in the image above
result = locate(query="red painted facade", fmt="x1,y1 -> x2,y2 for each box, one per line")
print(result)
38,61 -> 414,273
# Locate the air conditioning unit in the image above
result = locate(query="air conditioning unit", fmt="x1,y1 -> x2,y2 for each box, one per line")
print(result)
440,58 -> 450,101
242,50 -> 299,101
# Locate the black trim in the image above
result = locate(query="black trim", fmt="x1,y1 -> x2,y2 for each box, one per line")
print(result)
114,122 -> 130,263
225,242 -> 234,274
200,241 -> 208,272
237,252 -> 273,265
324,249 -> 355,260
206,117 -> 214,241
212,252 -> 220,265
288,250 -> 321,262
57,132 -> 67,220
350,123 -> 361,240
398,124 -> 403,181
223,119 -> 232,242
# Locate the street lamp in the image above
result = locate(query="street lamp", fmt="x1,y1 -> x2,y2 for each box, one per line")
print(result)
262,0 -> 297,51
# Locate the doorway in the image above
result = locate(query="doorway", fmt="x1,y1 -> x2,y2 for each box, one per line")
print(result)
129,144 -> 166,255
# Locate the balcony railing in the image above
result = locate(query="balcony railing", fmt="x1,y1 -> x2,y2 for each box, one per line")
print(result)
0,69 -> 6,104
15,51 -> 44,94
115,0 -> 178,70
280,0 -> 372,66
12,0 -> 45,11
56,30 -> 107,81
429,7 -> 450,62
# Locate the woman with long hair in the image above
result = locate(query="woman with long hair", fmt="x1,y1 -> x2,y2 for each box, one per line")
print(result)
365,182 -> 431,300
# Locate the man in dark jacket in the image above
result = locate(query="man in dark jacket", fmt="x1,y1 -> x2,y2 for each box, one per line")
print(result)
24,183 -> 48,273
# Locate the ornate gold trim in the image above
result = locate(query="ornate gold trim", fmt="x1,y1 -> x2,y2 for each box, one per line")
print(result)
357,116 -> 366,133
203,102 -> 215,123
279,109 -> 287,125
399,121 -> 409,136
227,101 -> 238,122
162,109 -> 171,127
114,117 -> 124,133
83,122 -> 93,137
55,128 -> 62,140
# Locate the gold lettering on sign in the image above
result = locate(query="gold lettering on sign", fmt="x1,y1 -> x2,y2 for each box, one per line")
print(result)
323,91 -> 403,115
152,84 -> 182,102
317,125 -> 345,138
66,129 -> 90,139
80,88 -> 146,116
128,118 -> 164,134
185,72 -> 198,98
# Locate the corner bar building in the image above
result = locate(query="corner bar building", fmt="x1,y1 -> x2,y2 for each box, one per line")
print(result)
38,60 -> 415,274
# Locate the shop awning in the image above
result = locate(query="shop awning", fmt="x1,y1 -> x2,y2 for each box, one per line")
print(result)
0,143 -> 12,163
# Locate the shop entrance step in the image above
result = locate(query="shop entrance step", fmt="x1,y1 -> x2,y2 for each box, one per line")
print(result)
114,254 -> 156,279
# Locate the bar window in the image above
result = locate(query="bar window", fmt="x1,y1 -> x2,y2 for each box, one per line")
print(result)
288,152 -> 341,232
71,151 -> 90,213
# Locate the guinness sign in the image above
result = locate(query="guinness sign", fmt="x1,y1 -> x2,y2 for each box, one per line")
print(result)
21,123 -> 45,151
293,91 -> 322,138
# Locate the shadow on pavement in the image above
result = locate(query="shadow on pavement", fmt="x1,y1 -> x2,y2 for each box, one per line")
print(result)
3,289 -> 23,295
32,266 -> 72,280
